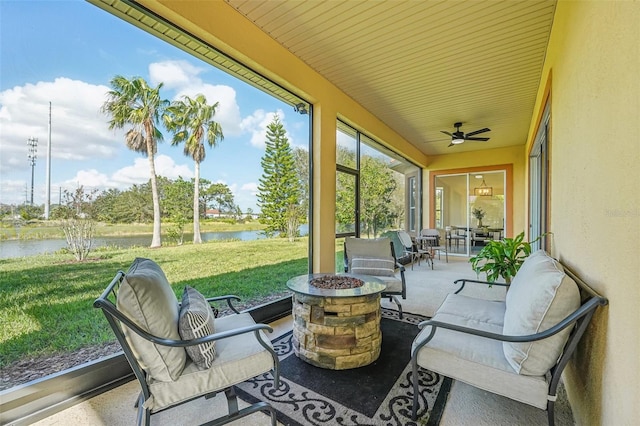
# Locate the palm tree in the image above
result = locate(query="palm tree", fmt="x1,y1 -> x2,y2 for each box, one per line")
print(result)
164,94 -> 224,244
101,76 -> 168,248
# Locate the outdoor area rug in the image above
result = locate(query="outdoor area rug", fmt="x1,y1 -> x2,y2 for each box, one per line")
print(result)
236,308 -> 452,426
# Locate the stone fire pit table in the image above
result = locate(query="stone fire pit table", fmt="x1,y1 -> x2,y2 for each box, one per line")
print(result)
286,273 -> 386,370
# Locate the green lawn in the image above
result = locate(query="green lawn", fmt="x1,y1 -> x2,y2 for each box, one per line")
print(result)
0,237 -> 308,367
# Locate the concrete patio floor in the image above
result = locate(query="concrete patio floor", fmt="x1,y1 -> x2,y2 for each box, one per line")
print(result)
32,256 -> 574,426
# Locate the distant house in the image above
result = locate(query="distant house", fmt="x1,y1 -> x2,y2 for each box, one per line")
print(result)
204,209 -> 221,218
205,209 -> 260,220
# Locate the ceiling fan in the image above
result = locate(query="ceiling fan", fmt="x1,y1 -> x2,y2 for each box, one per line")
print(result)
441,122 -> 491,147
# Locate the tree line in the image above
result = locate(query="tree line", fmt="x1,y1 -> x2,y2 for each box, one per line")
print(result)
99,75 -> 309,247
3,74 -> 404,252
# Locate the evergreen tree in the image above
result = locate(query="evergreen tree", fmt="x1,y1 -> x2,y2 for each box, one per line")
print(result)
257,115 -> 302,240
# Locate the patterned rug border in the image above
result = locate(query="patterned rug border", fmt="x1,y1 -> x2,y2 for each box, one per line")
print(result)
236,308 -> 452,426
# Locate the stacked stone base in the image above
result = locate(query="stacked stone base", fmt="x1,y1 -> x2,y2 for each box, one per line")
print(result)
291,292 -> 382,370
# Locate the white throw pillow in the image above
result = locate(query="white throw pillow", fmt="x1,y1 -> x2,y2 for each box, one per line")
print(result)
350,256 -> 396,277
502,251 -> 580,376
117,258 -> 186,382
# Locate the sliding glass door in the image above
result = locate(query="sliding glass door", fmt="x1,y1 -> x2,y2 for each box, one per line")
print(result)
435,171 -> 506,256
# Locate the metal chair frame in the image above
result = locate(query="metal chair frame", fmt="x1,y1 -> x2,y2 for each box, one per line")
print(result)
418,229 -> 448,264
94,271 -> 281,426
397,230 -> 431,270
410,266 -> 607,426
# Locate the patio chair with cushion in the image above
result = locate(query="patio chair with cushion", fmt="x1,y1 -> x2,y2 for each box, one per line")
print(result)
410,250 -> 607,426
446,226 -> 467,253
419,228 -> 448,263
344,237 -> 407,318
94,257 -> 280,426
397,229 -> 431,270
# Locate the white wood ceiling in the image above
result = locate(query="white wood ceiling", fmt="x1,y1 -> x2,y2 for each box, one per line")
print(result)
226,0 -> 557,156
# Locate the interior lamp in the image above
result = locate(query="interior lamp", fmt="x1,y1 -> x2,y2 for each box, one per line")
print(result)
474,179 -> 493,196
451,137 -> 465,144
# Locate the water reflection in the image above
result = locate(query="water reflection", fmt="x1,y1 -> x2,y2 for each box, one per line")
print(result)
0,230 -> 265,259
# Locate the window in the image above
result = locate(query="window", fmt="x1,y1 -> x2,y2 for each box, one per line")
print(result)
335,121 -> 420,269
529,102 -> 550,250
435,186 -> 443,229
434,171 -> 507,255
1,1 -> 312,388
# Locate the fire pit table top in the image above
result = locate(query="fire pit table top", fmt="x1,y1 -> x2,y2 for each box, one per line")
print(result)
286,273 -> 386,298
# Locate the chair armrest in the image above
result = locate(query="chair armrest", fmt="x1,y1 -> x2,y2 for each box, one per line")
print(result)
412,296 -> 604,355
396,262 -> 405,273
206,295 -> 241,314
100,300 -> 274,348
454,278 -> 510,294
171,323 -> 275,348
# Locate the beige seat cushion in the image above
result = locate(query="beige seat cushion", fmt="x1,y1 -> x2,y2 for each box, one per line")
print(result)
503,251 -> 580,376
413,293 -> 550,410
117,258 -> 186,382
147,312 -> 275,412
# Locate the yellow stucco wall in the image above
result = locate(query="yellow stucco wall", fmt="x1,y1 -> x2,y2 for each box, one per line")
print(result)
424,145 -> 526,237
527,1 -> 640,424
131,3 -> 639,422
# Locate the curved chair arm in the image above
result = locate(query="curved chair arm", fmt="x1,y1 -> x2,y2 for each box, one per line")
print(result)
206,295 -> 241,314
397,263 -> 407,299
95,297 -> 273,348
95,293 -> 281,387
454,278 -> 510,294
412,296 -> 606,356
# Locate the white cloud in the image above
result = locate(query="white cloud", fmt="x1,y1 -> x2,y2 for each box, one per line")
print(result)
240,182 -> 258,192
0,179 -> 27,205
113,155 -> 193,186
240,108 -> 289,148
63,169 -> 112,189
149,60 -> 204,89
174,84 -> 242,136
233,182 -> 259,212
150,60 -> 243,136
53,156 -> 193,196
0,77 -> 123,177
155,155 -> 194,180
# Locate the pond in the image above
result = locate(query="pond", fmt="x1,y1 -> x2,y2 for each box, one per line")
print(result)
0,230 -> 266,259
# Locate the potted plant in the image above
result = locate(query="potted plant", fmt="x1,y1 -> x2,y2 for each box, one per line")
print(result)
469,231 -> 545,284
472,207 -> 486,227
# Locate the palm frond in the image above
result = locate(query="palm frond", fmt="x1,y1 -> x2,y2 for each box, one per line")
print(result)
125,130 -> 147,154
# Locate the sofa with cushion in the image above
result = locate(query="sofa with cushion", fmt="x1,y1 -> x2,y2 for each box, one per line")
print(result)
94,257 -> 280,426
410,250 -> 607,426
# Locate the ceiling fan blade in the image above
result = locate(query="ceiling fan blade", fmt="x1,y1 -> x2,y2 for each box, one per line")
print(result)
465,137 -> 490,141
447,142 -> 455,147
441,131 -> 454,137
465,128 -> 491,137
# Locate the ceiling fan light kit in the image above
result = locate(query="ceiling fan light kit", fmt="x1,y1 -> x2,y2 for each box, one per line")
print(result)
441,122 -> 491,147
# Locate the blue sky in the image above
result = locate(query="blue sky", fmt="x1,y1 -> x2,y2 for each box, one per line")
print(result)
0,0 -> 309,212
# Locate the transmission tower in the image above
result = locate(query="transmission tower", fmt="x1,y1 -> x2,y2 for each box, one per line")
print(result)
27,137 -> 38,205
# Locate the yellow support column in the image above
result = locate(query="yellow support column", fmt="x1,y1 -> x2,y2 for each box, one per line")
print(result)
312,103 -> 337,273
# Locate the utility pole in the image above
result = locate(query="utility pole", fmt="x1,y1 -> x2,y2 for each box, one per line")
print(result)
27,137 -> 38,206
45,102 -> 52,219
